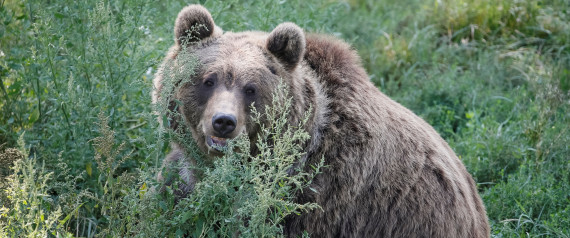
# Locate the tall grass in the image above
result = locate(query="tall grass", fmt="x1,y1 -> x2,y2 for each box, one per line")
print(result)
1,0 -> 569,237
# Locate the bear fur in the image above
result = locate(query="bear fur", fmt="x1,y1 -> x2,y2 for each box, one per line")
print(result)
153,5 -> 490,237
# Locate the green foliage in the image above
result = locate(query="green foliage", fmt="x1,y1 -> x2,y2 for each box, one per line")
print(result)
154,82 -> 322,237
0,134 -> 73,237
0,0 -> 162,170
1,84 -> 321,237
0,0 -> 569,237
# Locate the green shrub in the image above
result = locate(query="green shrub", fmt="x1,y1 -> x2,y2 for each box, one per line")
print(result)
152,81 -> 322,237
0,135 -> 73,237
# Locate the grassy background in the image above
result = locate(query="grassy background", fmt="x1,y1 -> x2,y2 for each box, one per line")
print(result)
1,0 -> 569,236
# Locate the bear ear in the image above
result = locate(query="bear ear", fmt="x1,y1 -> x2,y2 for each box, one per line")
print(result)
174,5 -> 221,46
267,22 -> 306,70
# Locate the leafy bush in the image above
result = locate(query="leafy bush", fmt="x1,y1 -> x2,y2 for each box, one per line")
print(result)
1,80 -> 321,237
0,135 -> 71,237
153,81 -> 322,237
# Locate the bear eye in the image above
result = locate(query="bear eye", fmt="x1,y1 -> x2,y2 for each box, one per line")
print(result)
268,66 -> 277,75
204,80 -> 215,87
203,74 -> 217,87
244,86 -> 256,95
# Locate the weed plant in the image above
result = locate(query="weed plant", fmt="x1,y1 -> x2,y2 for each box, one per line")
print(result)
0,0 -> 569,237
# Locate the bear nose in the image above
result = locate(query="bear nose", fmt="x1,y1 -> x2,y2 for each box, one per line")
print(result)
212,113 -> 237,136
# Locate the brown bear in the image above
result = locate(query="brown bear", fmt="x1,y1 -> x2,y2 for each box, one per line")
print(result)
153,5 -> 490,237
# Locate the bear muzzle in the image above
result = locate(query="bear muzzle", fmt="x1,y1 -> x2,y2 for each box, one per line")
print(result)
200,88 -> 246,153
205,113 -> 240,152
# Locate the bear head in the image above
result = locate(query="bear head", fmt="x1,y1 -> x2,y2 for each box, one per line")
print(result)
159,5 -> 309,157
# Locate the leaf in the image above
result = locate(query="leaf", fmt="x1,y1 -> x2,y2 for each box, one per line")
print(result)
86,162 -> 92,177
28,108 -> 39,123
139,182 -> 147,199
54,12 -> 65,19
60,203 -> 83,227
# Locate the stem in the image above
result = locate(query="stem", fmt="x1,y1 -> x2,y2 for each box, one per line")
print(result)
0,77 -> 10,106
46,36 -> 60,90
76,0 -> 95,108
35,70 -> 42,123
28,2 -> 43,124
60,103 -> 75,141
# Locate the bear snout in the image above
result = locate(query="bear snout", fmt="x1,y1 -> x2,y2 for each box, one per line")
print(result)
212,113 -> 237,137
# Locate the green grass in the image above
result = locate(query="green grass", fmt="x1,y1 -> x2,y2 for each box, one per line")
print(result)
1,0 -> 569,237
